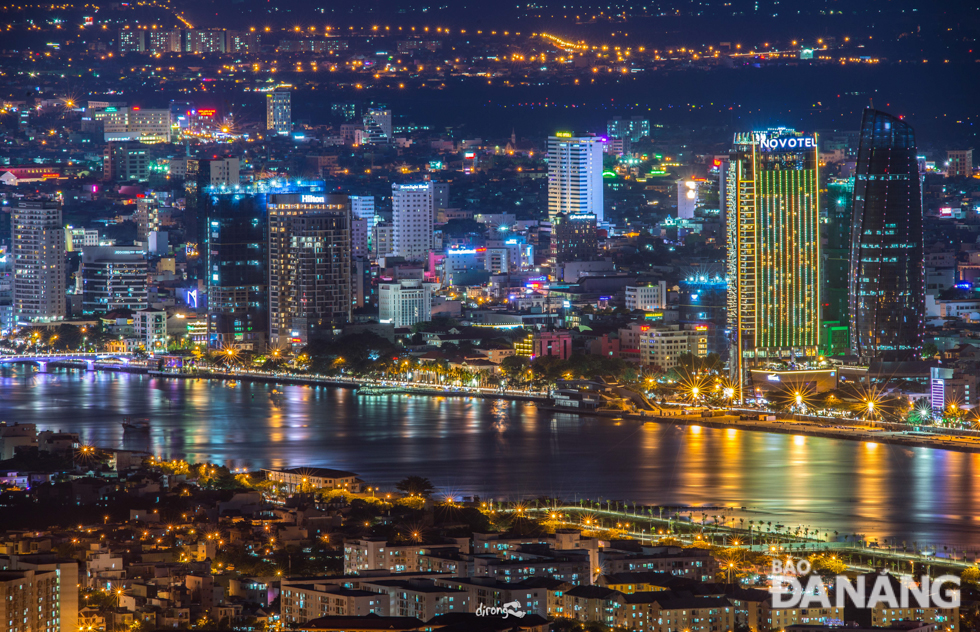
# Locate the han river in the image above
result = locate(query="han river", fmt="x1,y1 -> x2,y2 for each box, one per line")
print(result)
3,367 -> 980,547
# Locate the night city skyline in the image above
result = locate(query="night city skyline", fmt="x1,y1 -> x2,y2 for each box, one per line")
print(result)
1,2 -> 980,632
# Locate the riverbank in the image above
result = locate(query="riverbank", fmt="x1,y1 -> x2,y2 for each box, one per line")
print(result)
47,363 -> 980,454
540,405 -> 980,454
146,369 -> 550,402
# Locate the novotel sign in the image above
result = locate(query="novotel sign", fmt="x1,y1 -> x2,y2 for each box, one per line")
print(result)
754,133 -> 816,151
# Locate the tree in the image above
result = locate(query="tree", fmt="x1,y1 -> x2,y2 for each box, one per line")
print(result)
500,355 -> 530,382
395,476 -> 435,497
962,566 -> 980,586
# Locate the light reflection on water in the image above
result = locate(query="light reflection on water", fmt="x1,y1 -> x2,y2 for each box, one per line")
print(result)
3,367 -> 980,546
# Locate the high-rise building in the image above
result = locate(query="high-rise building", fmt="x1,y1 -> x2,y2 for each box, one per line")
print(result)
547,135 -> 604,222
849,109 -> 924,361
372,222 -> 394,258
134,309 -> 168,353
206,193 -> 268,351
268,193 -> 351,346
379,279 -> 431,328
79,246 -> 148,314
550,212 -> 598,265
361,108 -> 392,144
135,197 -> 160,241
821,177 -> 854,356
12,200 -> 66,323
266,90 -> 291,135
392,183 -> 438,260
208,157 -> 240,187
0,569 -> 66,632
118,28 -> 145,53
226,30 -> 258,54
0,245 -> 12,335
606,116 -> 650,143
351,217 -> 369,259
350,195 -> 376,223
185,29 -> 226,53
147,29 -> 182,54
726,129 -> 820,391
103,142 -> 149,182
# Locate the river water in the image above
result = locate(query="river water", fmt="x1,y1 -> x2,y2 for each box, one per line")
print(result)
3,367 -> 980,547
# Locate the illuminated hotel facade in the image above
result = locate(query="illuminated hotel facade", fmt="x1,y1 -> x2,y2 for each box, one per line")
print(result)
547,134 -> 604,223
726,129 -> 821,394
268,193 -> 351,346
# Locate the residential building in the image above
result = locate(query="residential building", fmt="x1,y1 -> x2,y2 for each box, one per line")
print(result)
607,116 -> 650,143
0,569 -> 66,632
134,197 -> 159,241
134,309 -> 167,353
118,28 -> 145,53
946,149 -> 973,178
281,582 -> 388,624
373,222 -> 394,258
185,29 -> 226,53
263,467 -> 362,494
639,325 -> 709,370
343,539 -> 458,575
146,30 -> 181,54
12,200 -> 65,323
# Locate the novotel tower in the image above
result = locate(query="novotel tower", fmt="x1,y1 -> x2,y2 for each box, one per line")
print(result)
726,129 -> 821,394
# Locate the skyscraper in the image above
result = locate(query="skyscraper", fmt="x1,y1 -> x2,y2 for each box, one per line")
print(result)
266,89 -> 291,135
849,109 -> 923,361
12,200 -> 66,323
268,193 -> 351,346
726,129 -> 820,390
547,135 -> 604,223
206,193 -> 268,351
79,246 -> 148,314
392,183 -> 436,261
821,177 -> 854,357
